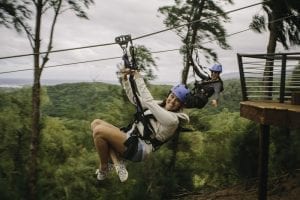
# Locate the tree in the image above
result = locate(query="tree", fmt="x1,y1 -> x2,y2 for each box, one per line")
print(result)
0,88 -> 32,200
0,1 -> 94,199
158,1 -> 232,192
0,0 -> 31,32
249,0 -> 300,96
134,45 -> 157,81
159,0 -> 233,84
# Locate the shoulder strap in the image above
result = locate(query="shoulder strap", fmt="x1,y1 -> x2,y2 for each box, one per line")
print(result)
138,110 -> 156,141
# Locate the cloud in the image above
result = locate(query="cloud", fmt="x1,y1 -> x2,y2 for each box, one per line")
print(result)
0,0 -> 299,84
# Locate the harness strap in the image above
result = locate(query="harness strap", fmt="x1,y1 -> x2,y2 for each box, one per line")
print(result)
201,78 -> 224,92
122,48 -> 150,133
190,53 -> 210,81
123,109 -> 165,151
139,112 -> 156,141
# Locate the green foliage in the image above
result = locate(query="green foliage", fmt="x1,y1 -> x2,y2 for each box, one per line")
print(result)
231,122 -> 259,181
0,79 -> 299,199
44,82 -> 127,121
218,79 -> 242,112
193,110 -> 250,187
158,0 -> 233,66
289,62 -> 300,92
0,88 -> 32,200
249,14 -> 266,33
135,45 -> 158,81
0,0 -> 32,32
269,127 -> 300,175
187,108 -> 212,131
250,0 -> 300,49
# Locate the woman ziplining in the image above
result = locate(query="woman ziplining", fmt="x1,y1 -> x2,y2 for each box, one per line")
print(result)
91,35 -> 224,182
91,35 -> 190,182
91,69 -> 190,182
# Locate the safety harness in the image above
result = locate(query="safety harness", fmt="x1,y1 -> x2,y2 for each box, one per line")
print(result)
190,48 -> 224,90
115,35 -> 167,161
184,51 -> 224,109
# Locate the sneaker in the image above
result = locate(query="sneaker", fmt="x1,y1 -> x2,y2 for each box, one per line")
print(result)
95,163 -> 114,181
107,162 -> 114,171
115,161 -> 128,182
95,169 -> 108,181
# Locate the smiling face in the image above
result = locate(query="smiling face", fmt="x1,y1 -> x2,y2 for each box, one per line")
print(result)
211,71 -> 220,80
164,92 -> 183,111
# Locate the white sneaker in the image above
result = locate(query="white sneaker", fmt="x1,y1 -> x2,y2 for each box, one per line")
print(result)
95,163 -> 114,181
115,161 -> 128,182
95,169 -> 108,181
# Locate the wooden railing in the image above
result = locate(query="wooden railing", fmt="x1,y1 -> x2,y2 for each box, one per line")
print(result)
237,52 -> 300,103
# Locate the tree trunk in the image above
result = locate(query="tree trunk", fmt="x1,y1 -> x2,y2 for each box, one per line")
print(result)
162,130 -> 180,199
181,0 -> 206,84
28,1 -> 42,200
169,4 -> 207,194
167,130 -> 180,173
264,3 -> 279,99
13,131 -> 25,199
264,25 -> 277,98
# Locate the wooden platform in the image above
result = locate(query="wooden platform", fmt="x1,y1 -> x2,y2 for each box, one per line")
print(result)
240,100 -> 300,200
240,101 -> 300,129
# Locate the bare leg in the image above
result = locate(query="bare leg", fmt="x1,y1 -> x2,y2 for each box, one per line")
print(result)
109,144 -> 128,182
93,132 -> 109,170
91,119 -> 127,171
109,148 -> 120,166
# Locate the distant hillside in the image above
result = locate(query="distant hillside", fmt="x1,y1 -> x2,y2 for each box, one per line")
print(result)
0,79 -> 242,115
0,72 -> 240,88
0,78 -> 119,87
222,72 -> 239,80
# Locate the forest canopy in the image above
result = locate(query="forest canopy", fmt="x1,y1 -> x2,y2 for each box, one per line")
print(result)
0,79 -> 299,200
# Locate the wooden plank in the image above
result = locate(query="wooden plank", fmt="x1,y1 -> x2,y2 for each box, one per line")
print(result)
240,101 -> 300,128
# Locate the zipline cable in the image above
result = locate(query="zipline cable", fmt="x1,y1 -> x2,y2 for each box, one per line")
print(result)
0,41 -> 116,60
0,2 -> 263,60
0,14 -> 296,75
0,56 -> 122,74
133,2 -> 263,41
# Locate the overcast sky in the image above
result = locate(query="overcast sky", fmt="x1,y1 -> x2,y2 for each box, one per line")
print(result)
0,0 -> 299,84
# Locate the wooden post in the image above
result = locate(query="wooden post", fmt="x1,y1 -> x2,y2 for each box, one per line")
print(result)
258,124 -> 270,200
279,55 -> 287,103
237,54 -> 248,101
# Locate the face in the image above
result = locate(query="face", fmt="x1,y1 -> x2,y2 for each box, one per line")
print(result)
211,71 -> 220,80
165,92 -> 183,111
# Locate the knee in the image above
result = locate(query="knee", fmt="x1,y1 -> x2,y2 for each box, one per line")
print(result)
91,119 -> 103,131
92,124 -> 106,139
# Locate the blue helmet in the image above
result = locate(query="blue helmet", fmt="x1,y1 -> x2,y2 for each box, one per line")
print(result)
209,64 -> 222,73
171,84 -> 190,103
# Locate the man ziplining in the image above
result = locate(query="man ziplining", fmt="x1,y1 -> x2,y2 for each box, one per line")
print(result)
185,63 -> 224,109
